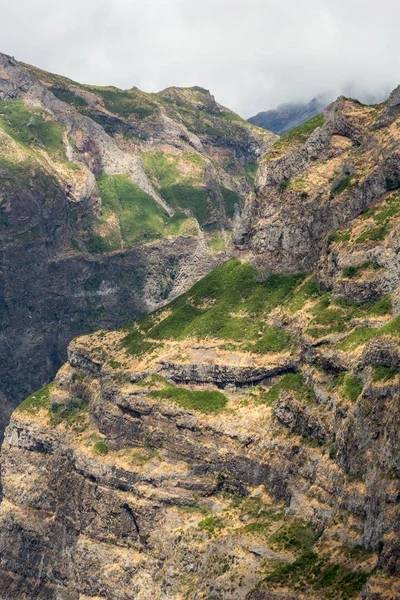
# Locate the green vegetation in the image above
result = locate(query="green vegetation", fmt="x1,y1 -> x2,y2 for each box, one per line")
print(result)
246,325 -> 292,354
269,521 -> 319,555
141,151 -> 217,224
0,99 -> 66,160
16,383 -> 52,414
278,179 -> 290,193
327,229 -> 351,247
93,439 -> 110,455
245,162 -> 258,186
342,262 -> 380,278
206,232 -> 226,252
49,396 -> 88,429
355,224 -> 388,244
0,212 -> 9,227
372,366 -> 397,382
84,86 -> 158,119
221,187 -> 240,218
96,173 -> 170,248
284,276 -> 323,313
339,315 -> 400,351
307,294 -> 392,339
121,327 -> 159,357
86,234 -> 120,254
266,114 -> 324,156
135,261 -> 305,345
263,551 -> 369,599
238,496 -> 281,519
142,151 -> 180,188
49,87 -> 88,107
244,522 -> 272,536
160,185 -> 210,224
355,192 -> 400,245
339,327 -> 378,350
150,379 -> 227,414
331,175 -> 353,198
198,516 -> 225,535
260,373 -> 315,406
342,377 -> 363,402
129,447 -> 159,466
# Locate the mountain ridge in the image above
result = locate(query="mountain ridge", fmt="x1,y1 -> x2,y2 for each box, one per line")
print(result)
0,52 -> 276,431
247,94 -> 331,135
0,55 -> 400,599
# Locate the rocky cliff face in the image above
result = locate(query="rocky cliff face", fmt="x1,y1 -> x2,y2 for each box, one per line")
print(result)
0,247 -> 399,598
235,92 -> 400,273
1,61 -> 399,599
0,53 -> 275,430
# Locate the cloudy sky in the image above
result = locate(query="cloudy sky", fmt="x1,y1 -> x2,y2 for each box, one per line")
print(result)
1,0 -> 399,117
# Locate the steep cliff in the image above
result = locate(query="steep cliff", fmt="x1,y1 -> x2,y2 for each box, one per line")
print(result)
1,240 -> 399,598
0,53 -> 276,429
235,91 -> 400,273
1,65 -> 399,599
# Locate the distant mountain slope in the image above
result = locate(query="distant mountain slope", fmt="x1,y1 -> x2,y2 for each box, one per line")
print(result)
0,52 -> 277,432
247,94 -> 331,135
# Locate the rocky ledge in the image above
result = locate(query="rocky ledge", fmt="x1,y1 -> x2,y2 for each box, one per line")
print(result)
0,257 -> 399,599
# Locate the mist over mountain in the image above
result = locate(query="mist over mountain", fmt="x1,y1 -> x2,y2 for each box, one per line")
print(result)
248,86 -> 390,135
247,94 -> 332,135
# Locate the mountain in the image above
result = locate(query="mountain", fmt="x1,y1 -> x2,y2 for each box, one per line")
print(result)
0,53 -> 277,434
1,84 -> 400,598
247,94 -> 331,135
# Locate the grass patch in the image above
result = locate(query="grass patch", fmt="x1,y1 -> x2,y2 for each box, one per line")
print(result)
0,99 -> 66,160
221,187 -> 241,218
355,225 -> 388,244
97,173 -> 170,247
84,86 -> 158,119
86,233 -> 120,254
16,383 -> 52,414
150,380 -> 227,414
339,315 -> 400,351
267,114 -> 324,156
327,229 -> 351,247
246,325 -> 292,354
260,373 -> 315,405
342,377 -> 363,402
49,87 -> 88,107
245,162 -> 258,186
142,151 -> 180,187
160,184 -> 210,224
244,522 -> 272,536
263,551 -> 369,599
142,262 -> 305,344
342,262 -> 380,279
198,516 -> 225,535
372,366 -> 397,382
49,396 -> 88,430
269,521 -> 319,555
284,276 -> 323,313
121,327 -> 159,357
93,439 -> 109,455
307,294 -> 392,339
331,175 -> 353,198
206,232 -> 226,252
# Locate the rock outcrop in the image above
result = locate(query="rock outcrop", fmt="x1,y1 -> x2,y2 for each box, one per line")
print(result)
1,59 -> 400,600
0,53 -> 276,432
0,251 -> 399,598
235,96 -> 400,272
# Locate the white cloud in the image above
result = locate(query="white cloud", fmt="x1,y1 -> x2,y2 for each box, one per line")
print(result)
1,0 -> 399,117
